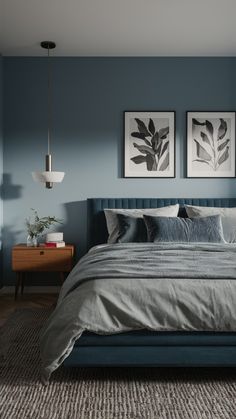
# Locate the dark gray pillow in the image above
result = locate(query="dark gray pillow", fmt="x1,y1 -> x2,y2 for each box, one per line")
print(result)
143,215 -> 225,243
116,213 -> 147,243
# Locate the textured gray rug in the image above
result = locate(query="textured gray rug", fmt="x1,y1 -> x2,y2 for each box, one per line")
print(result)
1,309 -> 236,419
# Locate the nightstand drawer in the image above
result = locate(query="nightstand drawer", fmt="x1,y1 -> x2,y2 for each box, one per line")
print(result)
12,249 -> 73,272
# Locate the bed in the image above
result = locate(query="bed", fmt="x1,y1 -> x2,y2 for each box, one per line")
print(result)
40,198 -> 236,382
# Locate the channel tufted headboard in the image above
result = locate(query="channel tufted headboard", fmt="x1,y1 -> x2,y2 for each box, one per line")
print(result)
87,198 -> 236,249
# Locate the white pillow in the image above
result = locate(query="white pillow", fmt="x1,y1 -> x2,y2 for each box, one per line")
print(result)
104,204 -> 179,244
185,205 -> 236,243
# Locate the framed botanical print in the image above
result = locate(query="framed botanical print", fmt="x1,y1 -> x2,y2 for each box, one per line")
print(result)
124,111 -> 175,178
187,111 -> 236,178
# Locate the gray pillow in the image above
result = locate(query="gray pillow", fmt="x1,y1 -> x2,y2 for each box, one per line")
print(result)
104,204 -> 179,244
185,205 -> 236,243
116,214 -> 147,243
144,215 -> 226,243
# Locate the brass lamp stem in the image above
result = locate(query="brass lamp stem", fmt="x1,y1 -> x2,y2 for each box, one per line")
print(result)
32,42 -> 64,189
45,154 -> 53,189
41,42 -> 56,189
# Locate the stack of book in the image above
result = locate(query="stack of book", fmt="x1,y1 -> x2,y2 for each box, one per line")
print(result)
45,241 -> 65,248
43,232 -> 65,247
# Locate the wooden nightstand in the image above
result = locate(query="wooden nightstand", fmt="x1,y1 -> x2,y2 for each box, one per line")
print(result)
12,244 -> 75,299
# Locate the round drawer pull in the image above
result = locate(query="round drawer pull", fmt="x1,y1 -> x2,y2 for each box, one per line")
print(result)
40,251 -> 44,255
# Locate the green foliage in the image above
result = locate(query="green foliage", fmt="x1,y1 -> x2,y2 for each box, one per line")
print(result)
26,209 -> 63,238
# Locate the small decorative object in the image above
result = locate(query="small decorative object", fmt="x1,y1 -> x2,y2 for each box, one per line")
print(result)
32,41 -> 65,189
187,112 -> 236,178
27,235 -> 38,247
46,232 -> 63,243
124,111 -> 175,178
26,209 -> 62,247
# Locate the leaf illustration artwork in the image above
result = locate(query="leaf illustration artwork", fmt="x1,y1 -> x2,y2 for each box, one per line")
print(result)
130,117 -> 170,172
151,132 -> 159,152
218,146 -> 229,166
217,119 -> 227,140
131,132 -> 151,146
148,119 -> 155,135
194,139 -> 211,161
131,155 -> 147,164
135,118 -> 151,137
159,127 -> 169,140
161,140 -> 169,157
159,144 -> 169,171
192,117 -> 231,171
146,154 -> 157,171
133,143 -> 155,155
217,139 -> 230,152
200,132 -> 211,146
192,119 -> 206,126
205,120 -> 214,141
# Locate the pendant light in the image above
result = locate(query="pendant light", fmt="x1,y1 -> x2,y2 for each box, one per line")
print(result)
32,41 -> 65,189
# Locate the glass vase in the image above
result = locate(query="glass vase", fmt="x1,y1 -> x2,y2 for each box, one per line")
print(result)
27,235 -> 38,247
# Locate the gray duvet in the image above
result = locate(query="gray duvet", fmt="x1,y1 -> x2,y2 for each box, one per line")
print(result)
40,242 -> 236,381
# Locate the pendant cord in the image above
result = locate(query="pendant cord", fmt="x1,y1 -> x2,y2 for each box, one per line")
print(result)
47,45 -> 51,156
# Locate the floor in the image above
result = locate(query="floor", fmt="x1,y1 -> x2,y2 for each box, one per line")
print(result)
0,293 -> 57,326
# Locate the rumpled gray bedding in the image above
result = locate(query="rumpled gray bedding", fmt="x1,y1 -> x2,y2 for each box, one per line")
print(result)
40,243 -> 236,381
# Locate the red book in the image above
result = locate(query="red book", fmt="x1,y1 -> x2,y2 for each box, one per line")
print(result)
45,241 -> 65,248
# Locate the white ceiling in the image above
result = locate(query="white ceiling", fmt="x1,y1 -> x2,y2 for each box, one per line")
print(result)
1,0 -> 236,56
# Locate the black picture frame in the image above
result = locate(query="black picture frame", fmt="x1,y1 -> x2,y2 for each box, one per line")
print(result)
123,111 -> 176,178
186,111 -> 236,178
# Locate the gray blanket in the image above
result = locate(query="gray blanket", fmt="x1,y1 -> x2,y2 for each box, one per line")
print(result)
40,243 -> 236,381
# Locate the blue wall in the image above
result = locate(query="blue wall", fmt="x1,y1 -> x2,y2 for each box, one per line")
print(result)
2,57 -> 236,285
0,56 -> 3,286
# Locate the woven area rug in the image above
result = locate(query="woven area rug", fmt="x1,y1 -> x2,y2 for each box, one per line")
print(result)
1,309 -> 236,419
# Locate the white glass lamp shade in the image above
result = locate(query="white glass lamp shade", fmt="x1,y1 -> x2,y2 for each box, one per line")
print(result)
32,171 -> 65,183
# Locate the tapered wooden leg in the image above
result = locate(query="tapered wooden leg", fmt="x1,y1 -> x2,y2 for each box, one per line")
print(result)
15,272 -> 21,300
21,273 -> 25,296
59,272 -> 65,283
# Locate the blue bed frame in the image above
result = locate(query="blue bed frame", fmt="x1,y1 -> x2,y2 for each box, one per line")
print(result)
64,198 -> 236,368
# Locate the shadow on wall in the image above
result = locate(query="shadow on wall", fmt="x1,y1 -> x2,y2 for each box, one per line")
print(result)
0,173 -> 23,200
1,224 -> 22,286
63,201 -> 87,261
0,174 -> 23,287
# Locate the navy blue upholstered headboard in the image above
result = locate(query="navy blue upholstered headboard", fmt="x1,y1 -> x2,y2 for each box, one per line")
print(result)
87,198 -> 236,248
